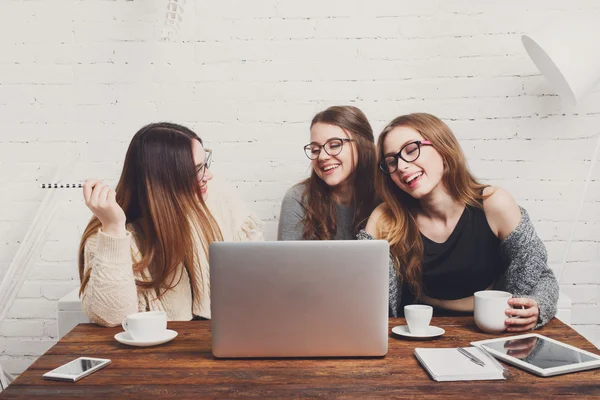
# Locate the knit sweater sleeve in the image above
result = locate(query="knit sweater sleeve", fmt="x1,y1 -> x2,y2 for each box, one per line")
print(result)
357,229 -> 401,317
81,229 -> 140,327
498,207 -> 559,328
205,177 -> 264,242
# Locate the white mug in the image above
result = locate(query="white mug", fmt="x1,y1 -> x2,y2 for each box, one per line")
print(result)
404,304 -> 433,335
122,311 -> 167,341
474,290 -> 512,333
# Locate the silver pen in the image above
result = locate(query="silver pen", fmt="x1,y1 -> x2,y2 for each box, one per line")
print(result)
477,345 -> 512,379
457,347 -> 486,367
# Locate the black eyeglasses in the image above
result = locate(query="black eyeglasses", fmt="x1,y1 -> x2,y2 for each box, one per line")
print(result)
304,138 -> 354,160
195,148 -> 212,180
379,140 -> 432,174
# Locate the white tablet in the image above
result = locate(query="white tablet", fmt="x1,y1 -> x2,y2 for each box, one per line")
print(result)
471,333 -> 600,377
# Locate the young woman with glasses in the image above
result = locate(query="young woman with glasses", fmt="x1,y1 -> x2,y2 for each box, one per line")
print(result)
359,113 -> 558,331
277,106 -> 379,240
78,122 -> 262,327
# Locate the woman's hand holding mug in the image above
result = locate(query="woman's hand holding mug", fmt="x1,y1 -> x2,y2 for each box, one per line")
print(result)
505,297 -> 539,332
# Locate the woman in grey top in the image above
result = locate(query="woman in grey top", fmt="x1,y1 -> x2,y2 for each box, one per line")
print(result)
361,113 -> 559,331
278,106 -> 379,240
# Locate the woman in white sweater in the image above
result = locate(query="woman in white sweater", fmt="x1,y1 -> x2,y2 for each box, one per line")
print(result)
78,122 -> 262,327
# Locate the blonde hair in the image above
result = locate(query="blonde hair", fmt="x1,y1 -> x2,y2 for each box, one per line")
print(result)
374,113 -> 489,299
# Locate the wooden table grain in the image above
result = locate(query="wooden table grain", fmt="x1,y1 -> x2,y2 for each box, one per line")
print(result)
2,317 -> 599,399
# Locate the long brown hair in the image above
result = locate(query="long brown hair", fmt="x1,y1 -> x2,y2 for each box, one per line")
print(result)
374,113 -> 489,299
301,106 -> 378,240
78,122 -> 223,301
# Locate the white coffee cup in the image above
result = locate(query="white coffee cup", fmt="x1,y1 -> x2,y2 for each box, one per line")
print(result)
122,311 -> 167,341
404,304 -> 433,335
474,290 -> 512,333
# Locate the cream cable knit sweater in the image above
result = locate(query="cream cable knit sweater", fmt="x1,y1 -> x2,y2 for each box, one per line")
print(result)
81,178 -> 263,327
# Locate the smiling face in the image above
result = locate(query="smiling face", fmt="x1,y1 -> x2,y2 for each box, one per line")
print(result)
309,122 -> 358,190
191,139 -> 213,200
382,126 -> 445,200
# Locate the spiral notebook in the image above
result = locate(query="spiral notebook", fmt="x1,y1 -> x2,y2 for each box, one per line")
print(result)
415,347 -> 508,382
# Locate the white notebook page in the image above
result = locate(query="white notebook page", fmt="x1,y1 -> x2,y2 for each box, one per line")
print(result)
415,347 -> 506,381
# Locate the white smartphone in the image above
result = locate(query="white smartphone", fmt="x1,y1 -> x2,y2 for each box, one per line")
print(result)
42,357 -> 111,382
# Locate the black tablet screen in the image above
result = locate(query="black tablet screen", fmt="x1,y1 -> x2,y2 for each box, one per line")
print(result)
483,336 -> 597,369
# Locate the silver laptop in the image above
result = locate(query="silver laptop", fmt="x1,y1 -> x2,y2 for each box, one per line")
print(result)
209,240 -> 390,358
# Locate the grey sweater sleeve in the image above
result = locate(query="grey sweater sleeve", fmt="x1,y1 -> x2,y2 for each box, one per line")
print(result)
357,206 -> 559,325
277,184 -> 306,241
497,207 -> 559,329
357,229 -> 401,317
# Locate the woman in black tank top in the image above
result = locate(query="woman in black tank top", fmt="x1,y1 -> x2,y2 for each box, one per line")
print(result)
416,203 -> 505,305
363,113 -> 558,332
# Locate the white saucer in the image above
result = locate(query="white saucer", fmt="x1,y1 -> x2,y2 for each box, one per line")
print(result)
392,325 -> 445,339
114,329 -> 178,347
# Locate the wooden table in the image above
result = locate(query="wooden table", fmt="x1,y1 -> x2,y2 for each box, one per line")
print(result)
2,317 -> 600,399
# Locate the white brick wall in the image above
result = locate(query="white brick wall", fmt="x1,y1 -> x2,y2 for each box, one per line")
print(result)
1,0 -> 599,376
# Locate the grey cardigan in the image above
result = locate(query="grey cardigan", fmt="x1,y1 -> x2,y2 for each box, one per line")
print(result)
357,207 -> 559,328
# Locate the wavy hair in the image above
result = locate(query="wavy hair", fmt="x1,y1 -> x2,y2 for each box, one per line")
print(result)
374,113 -> 489,299
78,122 -> 223,302
302,106 -> 378,240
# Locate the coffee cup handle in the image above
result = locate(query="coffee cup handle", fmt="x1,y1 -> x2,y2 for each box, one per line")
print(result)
511,294 -> 526,311
122,317 -> 129,332
511,294 -> 526,310
509,299 -> 525,318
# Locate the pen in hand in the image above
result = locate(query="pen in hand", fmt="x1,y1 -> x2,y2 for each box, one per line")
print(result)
457,347 -> 486,367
